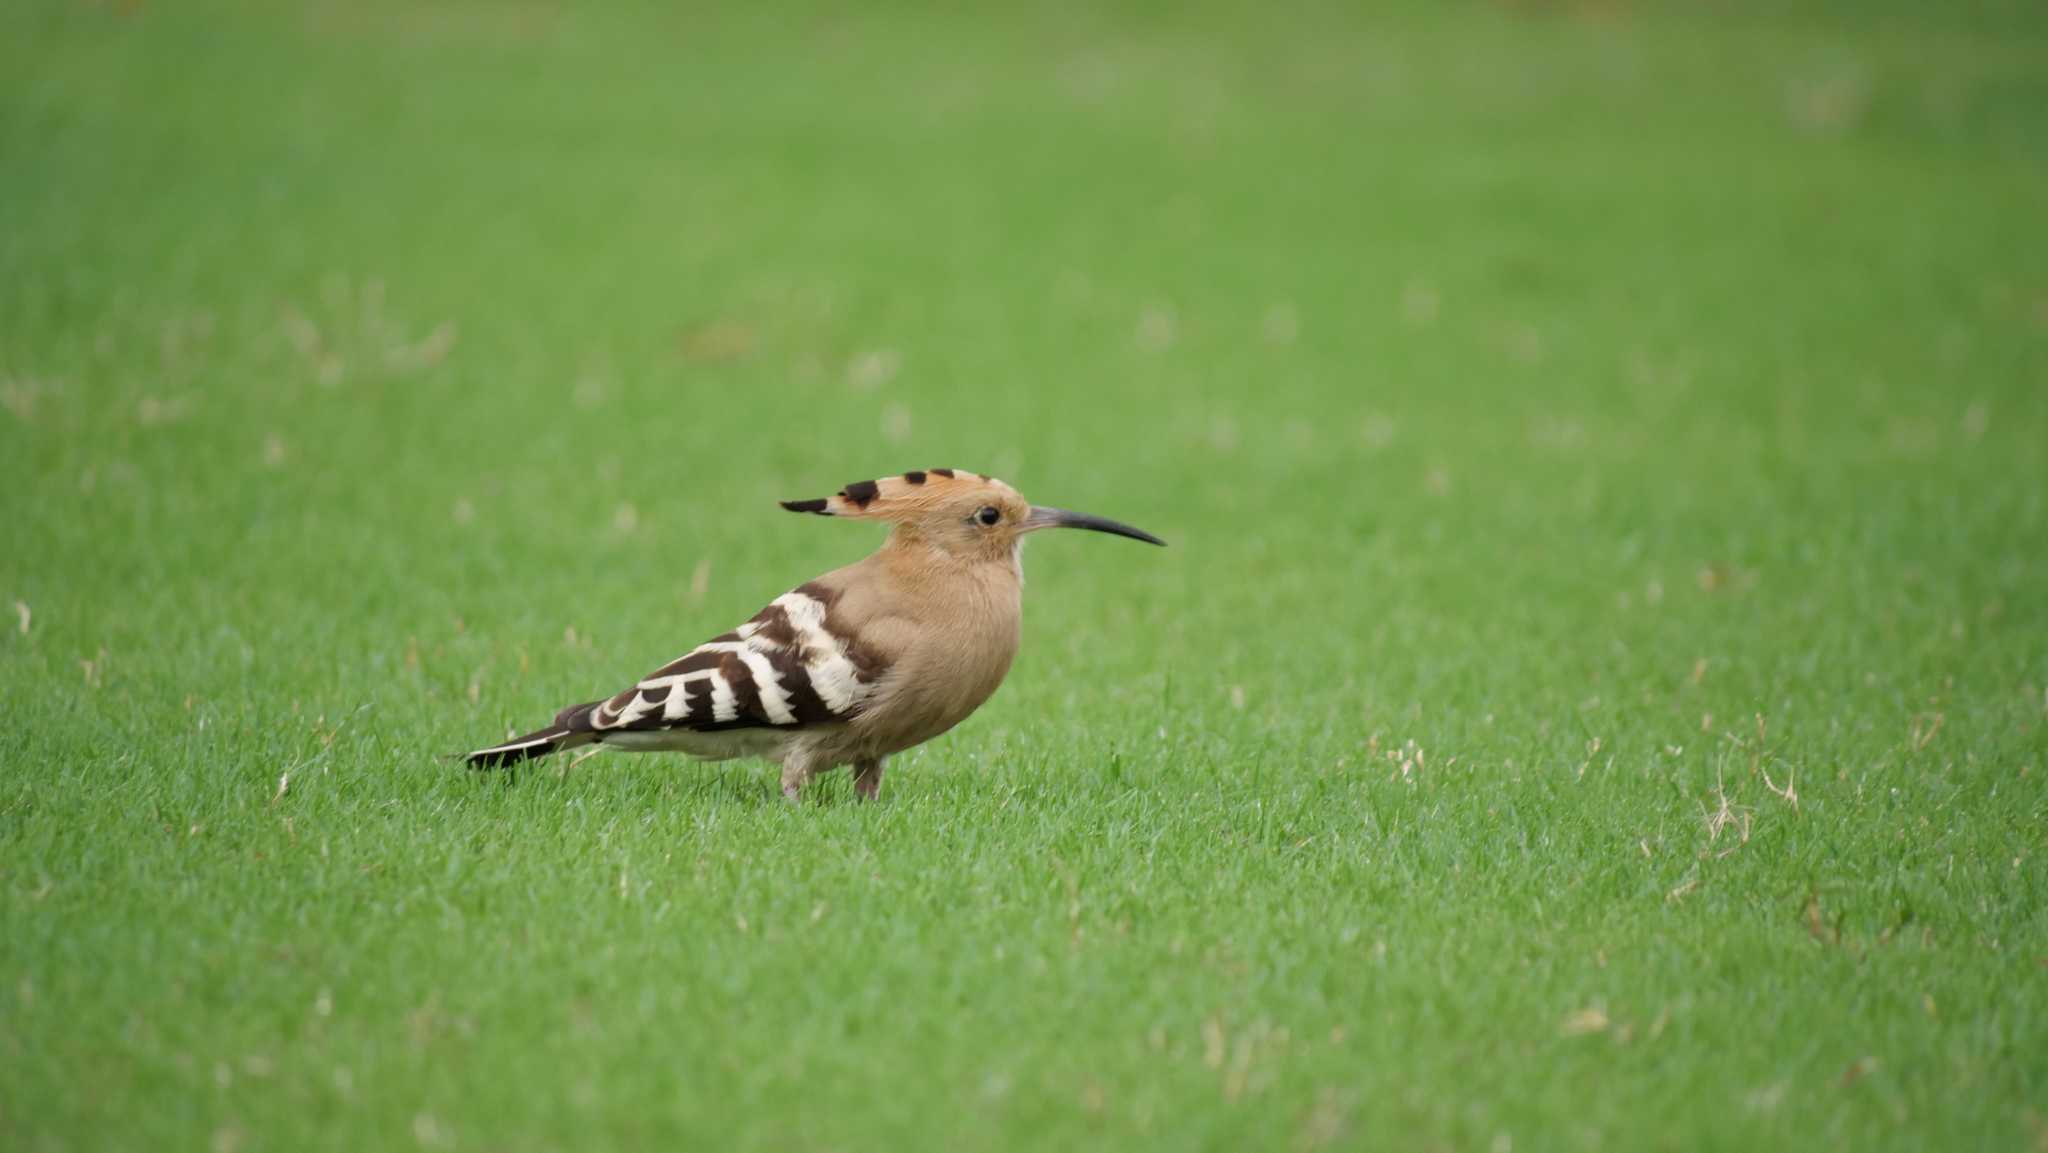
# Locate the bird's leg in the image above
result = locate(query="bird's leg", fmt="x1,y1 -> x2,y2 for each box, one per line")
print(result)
780,751 -> 827,804
852,757 -> 884,801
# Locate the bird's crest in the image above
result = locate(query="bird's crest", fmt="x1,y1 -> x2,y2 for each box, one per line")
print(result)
781,469 -> 1016,522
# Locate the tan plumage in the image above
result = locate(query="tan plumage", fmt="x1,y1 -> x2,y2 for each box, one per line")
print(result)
466,469 -> 1164,801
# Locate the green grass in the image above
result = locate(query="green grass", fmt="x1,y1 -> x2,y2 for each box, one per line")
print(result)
4,1 -> 2046,1149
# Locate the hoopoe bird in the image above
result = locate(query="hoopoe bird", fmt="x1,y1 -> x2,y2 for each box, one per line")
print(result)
466,469 -> 1164,801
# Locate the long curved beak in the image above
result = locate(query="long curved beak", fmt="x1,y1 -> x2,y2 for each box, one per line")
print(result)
1022,506 -> 1167,546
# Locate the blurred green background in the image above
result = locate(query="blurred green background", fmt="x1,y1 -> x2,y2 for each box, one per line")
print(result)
3,2 -> 2044,1150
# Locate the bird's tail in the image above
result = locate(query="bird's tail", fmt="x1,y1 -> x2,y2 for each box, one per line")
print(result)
465,724 -> 593,769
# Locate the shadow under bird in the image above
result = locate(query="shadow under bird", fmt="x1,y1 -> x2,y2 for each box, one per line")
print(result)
465,469 -> 1165,800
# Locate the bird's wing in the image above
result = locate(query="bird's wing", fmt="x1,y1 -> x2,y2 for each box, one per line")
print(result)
566,582 -> 886,736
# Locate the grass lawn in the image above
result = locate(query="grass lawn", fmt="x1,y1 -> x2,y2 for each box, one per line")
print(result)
3,1 -> 2045,1149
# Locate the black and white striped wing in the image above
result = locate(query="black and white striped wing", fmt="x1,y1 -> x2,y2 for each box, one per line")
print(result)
566,583 -> 881,737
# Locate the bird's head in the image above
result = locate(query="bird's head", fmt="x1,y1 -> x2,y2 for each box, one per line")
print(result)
782,468 -> 1165,563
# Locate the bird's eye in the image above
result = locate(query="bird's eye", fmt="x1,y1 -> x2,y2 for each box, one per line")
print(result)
976,506 -> 1001,526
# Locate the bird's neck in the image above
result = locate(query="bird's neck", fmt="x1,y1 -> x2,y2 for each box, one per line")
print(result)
877,528 -> 1024,605
883,526 -> 1022,579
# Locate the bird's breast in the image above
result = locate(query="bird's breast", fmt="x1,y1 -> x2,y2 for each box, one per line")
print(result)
854,578 -> 1022,756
